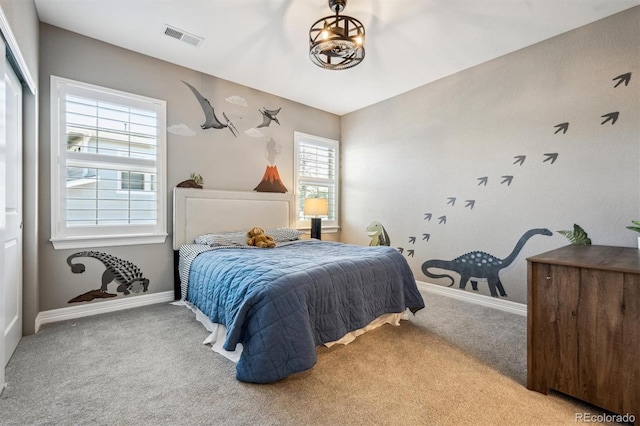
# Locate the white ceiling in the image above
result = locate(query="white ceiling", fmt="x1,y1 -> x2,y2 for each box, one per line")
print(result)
34,0 -> 639,116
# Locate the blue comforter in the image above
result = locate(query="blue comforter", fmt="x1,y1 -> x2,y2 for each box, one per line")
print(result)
187,239 -> 424,383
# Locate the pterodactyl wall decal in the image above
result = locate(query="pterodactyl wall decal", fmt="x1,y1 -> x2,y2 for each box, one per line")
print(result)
182,80 -> 238,137
257,107 -> 281,128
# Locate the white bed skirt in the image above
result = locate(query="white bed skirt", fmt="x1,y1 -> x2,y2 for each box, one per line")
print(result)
172,300 -> 408,363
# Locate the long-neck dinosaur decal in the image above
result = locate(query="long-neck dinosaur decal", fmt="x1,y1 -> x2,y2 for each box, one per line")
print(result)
67,251 -> 149,301
421,228 -> 552,297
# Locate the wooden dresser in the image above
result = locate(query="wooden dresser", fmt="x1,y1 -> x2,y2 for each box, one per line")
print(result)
527,245 -> 639,419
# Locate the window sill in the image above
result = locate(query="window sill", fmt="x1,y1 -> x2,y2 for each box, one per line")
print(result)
51,233 -> 168,250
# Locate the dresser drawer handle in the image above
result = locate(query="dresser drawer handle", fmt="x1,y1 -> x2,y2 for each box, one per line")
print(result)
546,276 -> 551,280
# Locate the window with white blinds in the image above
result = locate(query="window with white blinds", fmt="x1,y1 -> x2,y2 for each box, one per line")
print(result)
50,76 -> 167,249
293,132 -> 339,229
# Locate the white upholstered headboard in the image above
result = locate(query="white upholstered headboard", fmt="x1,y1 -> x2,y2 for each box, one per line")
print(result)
172,188 -> 295,250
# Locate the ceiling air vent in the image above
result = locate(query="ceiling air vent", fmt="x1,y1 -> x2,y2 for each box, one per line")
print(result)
163,25 -> 204,47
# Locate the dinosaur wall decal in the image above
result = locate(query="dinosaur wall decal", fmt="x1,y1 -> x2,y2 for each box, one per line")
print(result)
182,80 -> 238,136
366,221 -> 390,246
421,228 -> 552,298
67,251 -> 150,303
257,107 -> 281,128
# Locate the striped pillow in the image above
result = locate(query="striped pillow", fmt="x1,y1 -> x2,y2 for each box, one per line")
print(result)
194,231 -> 246,246
194,228 -> 303,246
265,228 -> 304,242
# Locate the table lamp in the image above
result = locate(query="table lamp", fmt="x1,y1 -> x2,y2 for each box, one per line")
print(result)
304,198 -> 328,240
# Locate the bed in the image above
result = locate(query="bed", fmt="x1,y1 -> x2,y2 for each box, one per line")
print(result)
173,188 -> 425,383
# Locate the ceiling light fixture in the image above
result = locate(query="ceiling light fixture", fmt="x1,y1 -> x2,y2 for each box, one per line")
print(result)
309,0 -> 365,70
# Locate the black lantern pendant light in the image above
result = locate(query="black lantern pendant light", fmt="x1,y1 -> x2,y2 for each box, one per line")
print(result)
309,0 -> 365,70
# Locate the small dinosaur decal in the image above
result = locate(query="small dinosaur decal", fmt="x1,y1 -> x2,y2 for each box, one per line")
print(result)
366,221 -> 390,246
421,228 -> 552,298
257,107 -> 281,128
67,251 -> 150,303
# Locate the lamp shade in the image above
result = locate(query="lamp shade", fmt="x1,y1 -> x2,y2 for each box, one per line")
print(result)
304,198 -> 328,217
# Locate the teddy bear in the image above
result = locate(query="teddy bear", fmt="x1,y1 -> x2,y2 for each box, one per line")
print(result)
246,226 -> 276,248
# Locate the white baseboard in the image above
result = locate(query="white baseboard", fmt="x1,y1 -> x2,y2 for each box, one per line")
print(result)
35,291 -> 175,333
33,284 -> 525,333
416,281 -> 527,317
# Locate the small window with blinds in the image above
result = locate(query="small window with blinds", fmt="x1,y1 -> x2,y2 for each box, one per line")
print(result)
293,132 -> 339,229
50,76 -> 167,249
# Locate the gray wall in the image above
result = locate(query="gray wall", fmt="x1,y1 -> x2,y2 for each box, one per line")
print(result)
341,7 -> 640,304
39,24 -> 340,311
29,6 -> 640,312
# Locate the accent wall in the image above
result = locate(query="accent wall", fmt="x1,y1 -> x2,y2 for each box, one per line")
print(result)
340,7 -> 640,304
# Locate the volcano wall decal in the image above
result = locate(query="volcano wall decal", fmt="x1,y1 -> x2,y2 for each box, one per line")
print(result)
254,165 -> 288,193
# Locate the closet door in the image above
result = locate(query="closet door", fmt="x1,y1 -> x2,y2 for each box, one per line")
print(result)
4,59 -> 22,367
0,36 -> 7,392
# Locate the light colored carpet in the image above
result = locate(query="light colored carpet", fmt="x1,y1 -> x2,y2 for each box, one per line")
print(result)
0,291 -> 614,425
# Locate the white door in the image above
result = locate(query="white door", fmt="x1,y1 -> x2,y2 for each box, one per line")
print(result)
0,37 -> 7,392
4,56 -> 22,368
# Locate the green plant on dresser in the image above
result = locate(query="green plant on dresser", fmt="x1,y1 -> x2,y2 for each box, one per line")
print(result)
627,220 -> 640,233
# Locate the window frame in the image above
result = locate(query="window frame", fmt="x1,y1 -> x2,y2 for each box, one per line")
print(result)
50,75 -> 167,249
293,131 -> 339,230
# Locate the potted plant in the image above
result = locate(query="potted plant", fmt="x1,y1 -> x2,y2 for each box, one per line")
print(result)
627,220 -> 640,249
